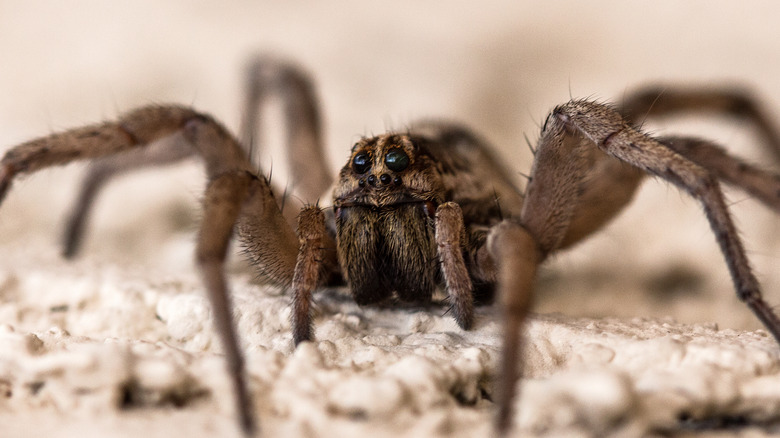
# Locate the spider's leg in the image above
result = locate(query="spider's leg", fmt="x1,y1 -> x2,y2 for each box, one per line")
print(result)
235,173 -> 337,344
657,135 -> 780,212
487,220 -> 539,435
620,86 -> 780,160
188,112 -> 337,424
0,105 -> 252,205
61,56 -> 330,258
241,55 -> 332,223
620,86 -> 780,211
435,202 -> 474,329
491,97 -> 780,433
0,106 -> 271,436
186,110 -> 336,345
239,57 -> 340,345
196,170 -> 257,436
489,112 -> 647,435
63,135 -> 195,258
236,173 -> 299,287
554,100 -> 780,338
520,117 -> 647,252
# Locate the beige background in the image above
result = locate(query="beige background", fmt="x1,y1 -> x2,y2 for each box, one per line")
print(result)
1,2 -> 780,437
2,0 -> 779,327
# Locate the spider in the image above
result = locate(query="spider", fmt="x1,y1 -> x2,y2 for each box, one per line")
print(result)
1,56 -> 780,436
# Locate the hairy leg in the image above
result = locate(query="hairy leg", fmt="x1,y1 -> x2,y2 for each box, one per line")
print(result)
62,134 -> 195,257
240,61 -> 339,341
58,56 -> 330,257
0,105 -> 289,436
620,85 -> 780,160
196,170 -> 257,435
490,107 -> 647,434
487,221 -> 539,435
0,106 -> 204,201
553,99 -> 780,340
241,56 -> 333,226
620,86 -> 780,210
657,136 -> 780,211
0,106 -> 253,210
493,99 -> 780,434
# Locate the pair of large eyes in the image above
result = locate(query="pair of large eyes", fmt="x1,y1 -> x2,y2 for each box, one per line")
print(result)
352,148 -> 410,174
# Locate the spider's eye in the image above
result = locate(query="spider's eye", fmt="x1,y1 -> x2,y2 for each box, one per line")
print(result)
352,152 -> 371,174
385,148 -> 409,172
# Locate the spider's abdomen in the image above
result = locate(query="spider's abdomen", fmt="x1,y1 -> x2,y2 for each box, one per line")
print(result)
335,203 -> 437,305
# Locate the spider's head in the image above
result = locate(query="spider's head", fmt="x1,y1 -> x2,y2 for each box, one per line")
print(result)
332,133 -> 444,210
332,133 -> 445,304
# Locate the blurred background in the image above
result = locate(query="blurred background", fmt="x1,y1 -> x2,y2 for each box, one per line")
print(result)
0,0 -> 779,331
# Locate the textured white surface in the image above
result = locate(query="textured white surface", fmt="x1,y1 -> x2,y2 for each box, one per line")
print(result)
2,1 -> 780,437
1,247 -> 779,438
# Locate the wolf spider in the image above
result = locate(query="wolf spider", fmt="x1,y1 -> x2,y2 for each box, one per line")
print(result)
2,56 -> 780,436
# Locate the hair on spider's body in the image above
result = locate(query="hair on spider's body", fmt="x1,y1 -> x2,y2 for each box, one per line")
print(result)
2,56 -> 780,437
327,128 -> 520,321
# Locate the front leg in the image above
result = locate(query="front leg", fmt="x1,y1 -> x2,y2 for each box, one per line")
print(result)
488,111 -> 613,435
0,105 -> 312,436
553,100 -> 780,339
490,99 -> 780,435
487,221 -> 540,435
197,170 -> 257,436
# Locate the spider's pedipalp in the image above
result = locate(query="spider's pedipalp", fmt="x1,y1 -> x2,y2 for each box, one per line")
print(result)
435,201 -> 474,329
290,205 -> 333,345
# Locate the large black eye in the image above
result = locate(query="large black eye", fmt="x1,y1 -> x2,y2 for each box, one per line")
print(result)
385,148 -> 409,172
352,152 -> 371,174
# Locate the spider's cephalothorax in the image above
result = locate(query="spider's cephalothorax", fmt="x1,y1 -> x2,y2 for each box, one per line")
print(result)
3,56 -> 780,437
330,127 -> 525,315
333,134 -> 445,306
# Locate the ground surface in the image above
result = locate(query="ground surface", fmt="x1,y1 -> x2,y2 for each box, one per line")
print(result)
2,1 -> 780,437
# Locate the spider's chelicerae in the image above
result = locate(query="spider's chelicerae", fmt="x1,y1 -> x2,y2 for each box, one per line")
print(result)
2,56 -> 780,436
